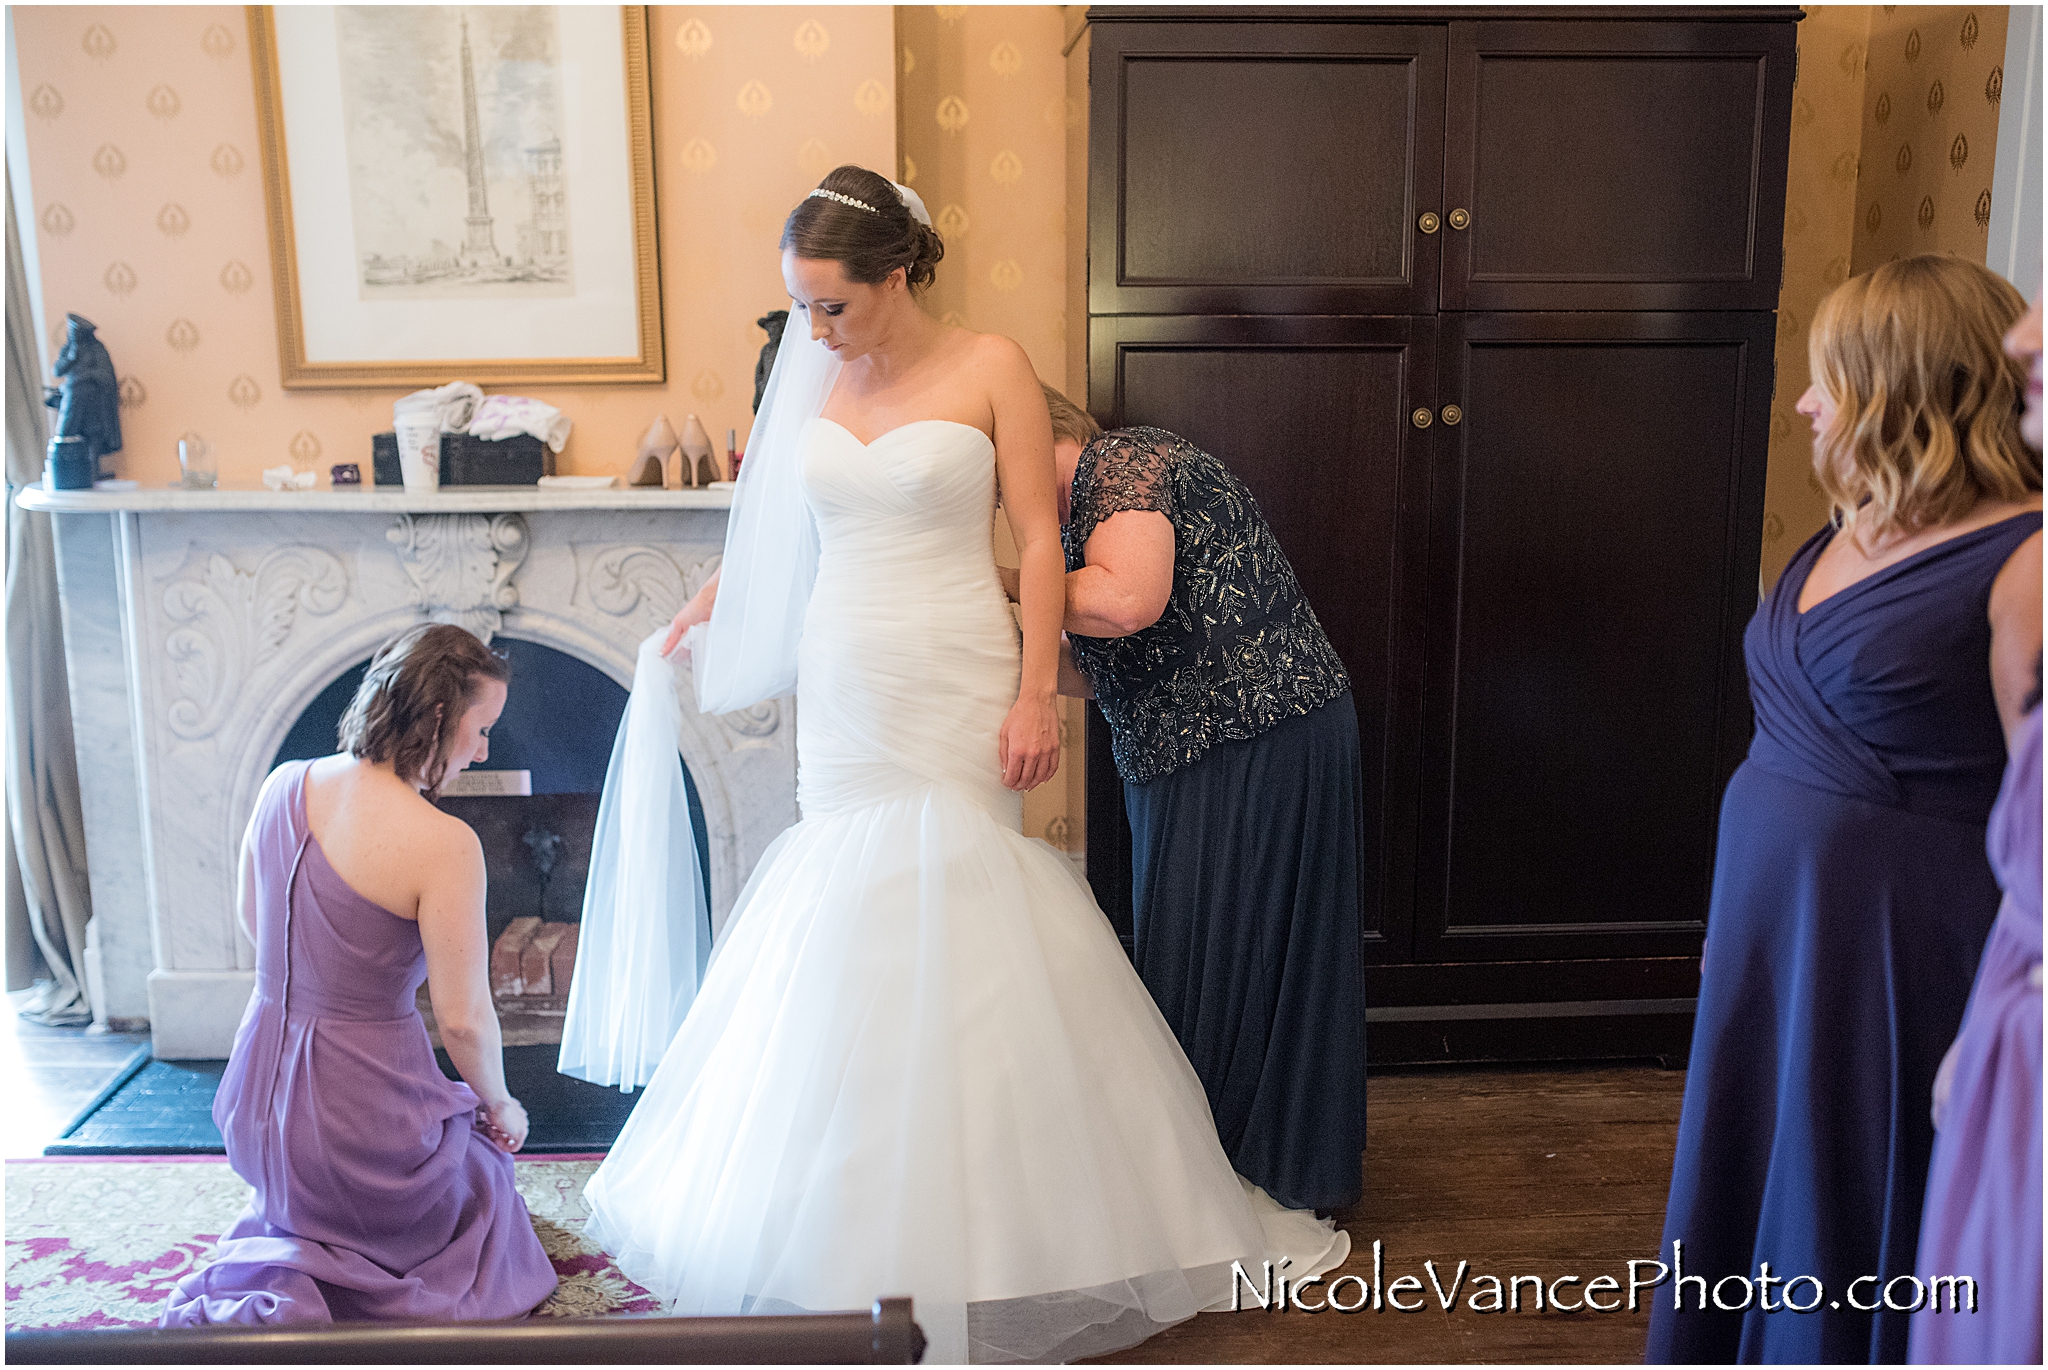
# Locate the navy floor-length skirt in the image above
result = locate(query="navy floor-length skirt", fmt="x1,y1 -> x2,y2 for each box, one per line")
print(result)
1647,765 -> 2000,1364
1123,692 -> 1365,1211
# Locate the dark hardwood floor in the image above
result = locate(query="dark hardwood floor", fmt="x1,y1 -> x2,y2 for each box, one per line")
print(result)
1,988 -> 150,1159
1090,1064 -> 1686,1365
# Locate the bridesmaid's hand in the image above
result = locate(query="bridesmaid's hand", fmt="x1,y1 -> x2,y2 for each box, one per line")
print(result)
480,1096 -> 529,1153
999,693 -> 1060,792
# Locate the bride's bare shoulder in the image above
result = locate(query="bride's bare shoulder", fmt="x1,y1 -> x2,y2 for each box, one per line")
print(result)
951,329 -> 1035,383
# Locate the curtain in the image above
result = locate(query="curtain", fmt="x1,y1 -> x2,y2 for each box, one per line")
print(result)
4,164 -> 94,1023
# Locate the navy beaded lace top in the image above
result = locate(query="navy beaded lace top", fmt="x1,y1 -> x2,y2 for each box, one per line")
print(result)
1063,426 -> 1349,784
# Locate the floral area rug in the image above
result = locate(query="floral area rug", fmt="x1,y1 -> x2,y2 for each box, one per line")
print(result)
5,1156 -> 662,1330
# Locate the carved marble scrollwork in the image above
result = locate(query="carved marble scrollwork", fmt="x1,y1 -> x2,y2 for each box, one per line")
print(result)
583,544 -> 778,737
387,513 -> 528,642
585,545 -> 719,630
163,547 -> 348,741
722,700 -> 782,738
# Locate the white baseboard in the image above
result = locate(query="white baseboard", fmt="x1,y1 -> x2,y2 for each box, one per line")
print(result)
146,969 -> 254,1059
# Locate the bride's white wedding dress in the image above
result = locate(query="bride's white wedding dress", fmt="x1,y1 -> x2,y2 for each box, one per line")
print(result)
583,417 -> 1347,1363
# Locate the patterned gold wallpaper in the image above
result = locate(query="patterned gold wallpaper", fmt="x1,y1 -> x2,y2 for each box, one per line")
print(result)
1063,12 -> 1088,413
894,4 -> 1086,853
1855,6 -> 2010,271
13,6 -> 897,489
1766,6 -> 1881,587
1762,5 -> 2013,588
895,5 -> 1074,391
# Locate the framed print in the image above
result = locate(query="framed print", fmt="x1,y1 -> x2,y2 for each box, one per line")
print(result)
250,5 -> 662,388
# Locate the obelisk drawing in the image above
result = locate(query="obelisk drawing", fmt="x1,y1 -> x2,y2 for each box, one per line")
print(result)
458,14 -> 499,266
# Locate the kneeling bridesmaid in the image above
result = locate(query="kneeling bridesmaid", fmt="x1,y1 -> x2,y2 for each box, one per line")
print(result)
163,624 -> 556,1325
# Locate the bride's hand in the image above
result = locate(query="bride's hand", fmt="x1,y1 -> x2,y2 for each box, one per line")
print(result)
661,603 -> 708,659
999,693 -> 1060,792
662,572 -> 721,657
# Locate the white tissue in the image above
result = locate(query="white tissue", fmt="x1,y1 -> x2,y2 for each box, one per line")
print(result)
393,381 -> 484,432
262,464 -> 316,492
468,395 -> 573,453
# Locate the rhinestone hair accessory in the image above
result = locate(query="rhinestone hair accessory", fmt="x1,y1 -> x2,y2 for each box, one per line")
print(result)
808,188 -> 878,215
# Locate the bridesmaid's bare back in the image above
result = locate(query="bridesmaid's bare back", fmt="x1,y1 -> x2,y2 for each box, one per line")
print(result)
300,755 -> 481,923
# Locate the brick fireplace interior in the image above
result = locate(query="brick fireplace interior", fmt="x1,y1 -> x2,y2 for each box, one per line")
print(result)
273,638 -> 710,1045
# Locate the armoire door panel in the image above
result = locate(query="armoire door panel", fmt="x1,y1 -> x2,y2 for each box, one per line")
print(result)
1089,23 -> 1446,316
1442,21 -> 1794,311
1087,314 -> 1433,960
1417,312 -> 1772,964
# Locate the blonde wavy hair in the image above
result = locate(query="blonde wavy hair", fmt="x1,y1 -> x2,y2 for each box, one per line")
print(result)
1807,254 -> 2038,547
1041,383 -> 1103,447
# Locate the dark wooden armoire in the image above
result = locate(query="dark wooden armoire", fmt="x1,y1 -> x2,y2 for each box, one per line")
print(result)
1084,6 -> 1799,1062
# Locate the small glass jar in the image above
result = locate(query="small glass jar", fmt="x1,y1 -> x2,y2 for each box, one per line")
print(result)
177,432 -> 216,490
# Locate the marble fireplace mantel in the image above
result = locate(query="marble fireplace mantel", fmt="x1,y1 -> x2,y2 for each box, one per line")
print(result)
19,483 -> 795,1058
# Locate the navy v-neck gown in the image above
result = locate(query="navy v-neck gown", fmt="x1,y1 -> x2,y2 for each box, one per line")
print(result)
1647,512 -> 2041,1365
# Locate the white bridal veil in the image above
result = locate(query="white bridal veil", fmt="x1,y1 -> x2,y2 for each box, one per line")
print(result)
685,316 -> 841,713
557,634 -> 712,1090
559,180 -> 930,1087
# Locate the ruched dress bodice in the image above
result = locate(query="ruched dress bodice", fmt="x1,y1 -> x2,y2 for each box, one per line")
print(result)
797,418 -> 1020,825
1743,515 -> 2040,823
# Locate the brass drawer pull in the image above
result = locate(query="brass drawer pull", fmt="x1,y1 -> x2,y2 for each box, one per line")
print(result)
1411,407 -> 1433,429
1441,404 -> 1463,426
1448,208 -> 1471,230
1418,212 -> 1441,234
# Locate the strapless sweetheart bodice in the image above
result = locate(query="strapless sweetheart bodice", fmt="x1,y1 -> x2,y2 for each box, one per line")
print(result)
795,417 -> 1021,822
802,418 -> 997,557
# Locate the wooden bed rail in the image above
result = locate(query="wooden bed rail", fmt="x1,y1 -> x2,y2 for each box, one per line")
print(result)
4,1295 -> 926,1364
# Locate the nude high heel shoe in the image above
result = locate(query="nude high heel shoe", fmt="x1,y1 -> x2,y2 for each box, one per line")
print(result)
682,414 -> 718,489
633,414 -> 678,488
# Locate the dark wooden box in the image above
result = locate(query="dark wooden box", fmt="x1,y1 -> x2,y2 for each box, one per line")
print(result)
371,431 -> 553,486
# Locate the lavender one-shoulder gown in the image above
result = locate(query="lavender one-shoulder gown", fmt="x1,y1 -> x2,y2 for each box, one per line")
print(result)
1912,704 -> 2042,1364
162,759 -> 556,1325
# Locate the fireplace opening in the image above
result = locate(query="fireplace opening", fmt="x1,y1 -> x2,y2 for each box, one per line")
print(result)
272,636 -> 711,1043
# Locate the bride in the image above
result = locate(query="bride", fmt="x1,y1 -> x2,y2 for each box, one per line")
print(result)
579,165 -> 1348,1363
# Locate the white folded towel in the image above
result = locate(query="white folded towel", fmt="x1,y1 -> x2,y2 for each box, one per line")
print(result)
262,464 -> 316,491
393,381 -> 484,433
468,395 -> 573,453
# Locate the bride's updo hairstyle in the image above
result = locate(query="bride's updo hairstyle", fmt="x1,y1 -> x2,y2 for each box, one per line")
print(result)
338,622 -> 511,797
781,165 -> 943,294
1808,254 -> 2038,546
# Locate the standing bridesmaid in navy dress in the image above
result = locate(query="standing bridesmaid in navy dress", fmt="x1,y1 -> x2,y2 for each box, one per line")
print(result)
1647,256 -> 2041,1364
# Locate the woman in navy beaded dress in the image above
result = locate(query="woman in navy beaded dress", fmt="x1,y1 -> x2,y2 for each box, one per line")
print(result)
1647,256 -> 2041,1364
1007,389 -> 1363,1214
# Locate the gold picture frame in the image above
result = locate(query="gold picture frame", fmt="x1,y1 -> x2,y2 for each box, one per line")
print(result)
249,5 -> 662,389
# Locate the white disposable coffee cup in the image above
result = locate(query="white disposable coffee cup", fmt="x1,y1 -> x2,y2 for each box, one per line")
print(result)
393,417 -> 441,495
